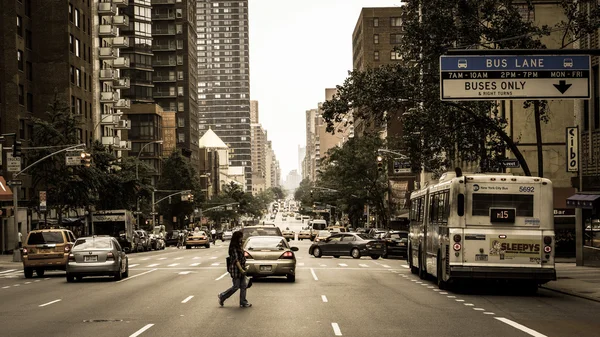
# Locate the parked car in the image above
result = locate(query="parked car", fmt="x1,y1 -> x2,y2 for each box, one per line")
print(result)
382,231 -> 409,258
66,235 -> 129,282
133,230 -> 151,252
309,233 -> 384,259
241,225 -> 283,245
244,236 -> 298,282
187,231 -> 210,249
22,228 -> 76,278
298,229 -> 312,241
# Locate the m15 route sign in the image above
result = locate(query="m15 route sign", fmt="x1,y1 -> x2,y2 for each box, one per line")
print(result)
440,55 -> 590,100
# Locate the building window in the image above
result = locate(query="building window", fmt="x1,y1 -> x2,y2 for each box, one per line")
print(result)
390,17 -> 402,27
374,51 -> 380,61
75,68 -> 81,87
177,117 -> 185,127
24,0 -> 31,17
177,71 -> 184,80
176,9 -> 183,18
178,102 -> 184,111
390,33 -> 402,44
70,66 -> 75,84
71,95 -> 75,114
17,15 -> 23,36
177,40 -> 183,49
18,85 -> 24,105
178,132 -> 185,143
176,24 -> 183,34
391,51 -> 402,60
20,120 -> 25,139
177,55 -> 183,65
69,34 -> 74,53
373,34 -> 379,44
69,4 -> 73,22
76,98 -> 82,114
27,93 -> 33,112
74,8 -> 80,27
25,30 -> 32,49
26,61 -> 32,80
373,18 -> 379,27
17,50 -> 24,71
75,38 -> 80,57
177,86 -> 184,96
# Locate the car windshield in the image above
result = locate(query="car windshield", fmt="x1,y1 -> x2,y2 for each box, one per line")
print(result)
27,232 -> 64,245
73,238 -> 113,250
242,227 -> 282,239
245,237 -> 288,250
356,234 -> 371,240
191,231 -> 206,236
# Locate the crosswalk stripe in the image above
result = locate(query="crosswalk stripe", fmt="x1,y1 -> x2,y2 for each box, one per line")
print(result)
168,263 -> 179,267
211,263 -> 220,266
190,263 -> 201,267
381,264 -> 391,268
129,264 -> 139,268
158,257 -> 167,260
359,264 -> 369,268
338,263 -> 348,267
0,269 -> 17,274
148,264 -> 159,267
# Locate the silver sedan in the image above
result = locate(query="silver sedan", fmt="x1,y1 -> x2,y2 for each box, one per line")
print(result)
66,236 -> 129,282
243,236 -> 298,282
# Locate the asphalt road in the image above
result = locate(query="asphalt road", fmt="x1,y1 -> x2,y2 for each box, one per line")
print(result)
1,213 -> 600,337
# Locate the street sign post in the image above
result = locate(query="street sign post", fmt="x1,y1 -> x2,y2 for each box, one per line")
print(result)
6,153 -> 21,172
501,159 -> 520,168
440,55 -> 591,100
393,160 -> 411,174
39,191 -> 47,212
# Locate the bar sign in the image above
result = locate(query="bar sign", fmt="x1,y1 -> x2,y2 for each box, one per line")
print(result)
566,126 -> 578,172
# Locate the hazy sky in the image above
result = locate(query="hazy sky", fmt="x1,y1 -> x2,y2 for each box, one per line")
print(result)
248,0 -> 402,177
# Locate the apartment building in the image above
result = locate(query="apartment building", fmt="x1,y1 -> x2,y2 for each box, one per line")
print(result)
196,0 -> 252,191
151,0 -> 200,170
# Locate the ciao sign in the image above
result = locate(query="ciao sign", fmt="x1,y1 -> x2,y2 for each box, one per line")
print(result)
566,126 -> 578,172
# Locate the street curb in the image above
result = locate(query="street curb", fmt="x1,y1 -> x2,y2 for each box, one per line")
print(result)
540,286 -> 600,303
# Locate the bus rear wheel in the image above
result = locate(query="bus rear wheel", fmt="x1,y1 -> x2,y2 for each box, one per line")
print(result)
437,254 -> 448,290
418,249 -> 426,280
408,247 -> 418,275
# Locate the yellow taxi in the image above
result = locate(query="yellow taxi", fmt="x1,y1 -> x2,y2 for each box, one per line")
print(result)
22,229 -> 76,278
186,230 -> 210,249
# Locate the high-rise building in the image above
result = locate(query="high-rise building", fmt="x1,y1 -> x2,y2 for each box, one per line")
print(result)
196,0 -> 252,191
251,123 -> 267,195
120,0 -> 164,182
250,100 -> 258,124
297,145 -> 305,177
151,0 -> 200,169
96,0 -> 133,155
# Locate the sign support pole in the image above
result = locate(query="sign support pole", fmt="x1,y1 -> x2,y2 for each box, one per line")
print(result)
12,179 -> 20,262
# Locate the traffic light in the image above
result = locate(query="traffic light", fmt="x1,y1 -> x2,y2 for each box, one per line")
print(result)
310,189 -> 314,198
80,152 -> 91,167
188,194 -> 194,203
377,155 -> 384,172
12,140 -> 22,157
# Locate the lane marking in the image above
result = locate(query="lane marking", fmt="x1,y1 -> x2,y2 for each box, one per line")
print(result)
484,312 -> 495,315
401,265 -> 409,269
39,299 -> 61,307
190,263 -> 201,267
34,280 -> 40,282
24,282 -> 31,284
2,286 -> 9,289
297,263 -> 305,266
332,323 -> 342,336
193,257 -> 202,260
455,299 -> 465,302
215,272 -> 229,281
319,264 -> 327,267
310,268 -> 318,281
129,264 -> 139,268
439,292 -> 448,295
148,264 -> 159,267
117,268 -> 157,283
321,295 -> 328,303
141,258 -> 150,261
181,296 -> 194,303
0,269 -> 17,274
174,257 -> 184,260
359,264 -> 369,268
381,264 -> 391,268
211,263 -> 220,266
495,317 -> 547,337
13,284 -> 20,287
129,324 -> 154,337
168,263 -> 180,267
464,303 -> 474,306
210,257 -> 217,259
427,286 -> 435,288
158,257 -> 167,260
178,271 -> 191,275
433,289 -> 440,292
474,308 -> 485,311
338,263 -> 348,267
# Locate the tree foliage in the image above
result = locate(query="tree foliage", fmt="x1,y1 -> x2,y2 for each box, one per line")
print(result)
321,0 -> 599,176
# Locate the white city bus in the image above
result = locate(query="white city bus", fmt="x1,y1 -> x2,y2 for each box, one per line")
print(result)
407,169 -> 556,290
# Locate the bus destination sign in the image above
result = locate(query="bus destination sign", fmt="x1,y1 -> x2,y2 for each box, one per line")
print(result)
440,55 -> 591,100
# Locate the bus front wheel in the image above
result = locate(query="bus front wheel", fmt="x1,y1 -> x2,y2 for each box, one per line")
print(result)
409,247 -> 418,275
437,254 -> 448,290
418,248 -> 426,280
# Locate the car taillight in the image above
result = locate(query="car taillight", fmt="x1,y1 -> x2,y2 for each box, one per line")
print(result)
279,251 -> 294,259
244,251 -> 253,259
22,248 -> 28,256
107,252 -> 114,260
68,253 -> 75,262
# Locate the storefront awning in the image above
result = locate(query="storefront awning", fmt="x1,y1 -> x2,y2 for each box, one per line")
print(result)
566,193 -> 600,209
0,176 -> 13,201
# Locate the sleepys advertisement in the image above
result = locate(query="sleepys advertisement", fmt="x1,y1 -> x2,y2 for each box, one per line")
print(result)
489,239 -> 541,259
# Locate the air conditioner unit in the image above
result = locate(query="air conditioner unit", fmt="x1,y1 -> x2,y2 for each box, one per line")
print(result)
116,119 -> 131,129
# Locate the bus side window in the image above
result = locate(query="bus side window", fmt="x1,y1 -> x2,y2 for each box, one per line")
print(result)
457,194 -> 465,217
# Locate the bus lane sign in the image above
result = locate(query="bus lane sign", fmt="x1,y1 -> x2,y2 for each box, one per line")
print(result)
440,55 -> 591,100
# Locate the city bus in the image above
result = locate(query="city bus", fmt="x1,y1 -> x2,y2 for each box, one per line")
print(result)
407,169 -> 556,290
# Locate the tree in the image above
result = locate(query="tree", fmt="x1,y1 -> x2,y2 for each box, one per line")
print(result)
317,133 -> 389,226
321,1 -> 600,177
26,96 -> 101,223
268,186 -> 286,200
156,151 -> 202,229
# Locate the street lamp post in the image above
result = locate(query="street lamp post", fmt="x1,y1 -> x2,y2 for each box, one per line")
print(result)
135,140 -> 163,228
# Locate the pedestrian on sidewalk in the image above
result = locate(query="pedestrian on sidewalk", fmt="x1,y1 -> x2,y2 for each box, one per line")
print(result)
218,231 -> 252,308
